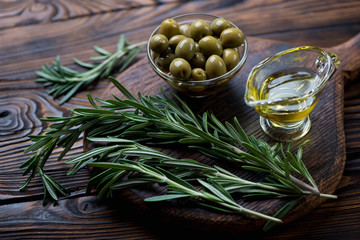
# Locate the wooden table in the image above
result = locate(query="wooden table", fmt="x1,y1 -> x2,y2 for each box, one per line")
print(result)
1,1 -> 360,239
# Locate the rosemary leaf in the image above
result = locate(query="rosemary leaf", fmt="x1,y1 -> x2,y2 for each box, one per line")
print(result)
111,178 -> 158,190
160,159 -> 216,173
198,178 -> 235,204
65,145 -> 120,165
145,194 -> 191,202
262,198 -> 301,232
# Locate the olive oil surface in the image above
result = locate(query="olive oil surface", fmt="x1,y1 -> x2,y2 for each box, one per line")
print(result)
256,68 -> 321,123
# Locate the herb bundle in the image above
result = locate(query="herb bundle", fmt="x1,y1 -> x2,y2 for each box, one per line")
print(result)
20,77 -> 336,225
35,35 -> 146,105
81,141 -> 282,223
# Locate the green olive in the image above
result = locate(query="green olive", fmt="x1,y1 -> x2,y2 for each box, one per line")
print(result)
191,68 -> 207,81
159,19 -> 180,38
220,27 -> 245,48
190,19 -> 211,41
211,18 -> 231,36
194,42 -> 200,52
175,38 -> 196,61
198,36 -> 223,57
205,55 -> 227,78
169,58 -> 192,79
222,48 -> 240,70
155,52 -> 175,71
149,34 -> 169,54
190,52 -> 206,69
179,24 -> 192,37
169,35 -> 187,50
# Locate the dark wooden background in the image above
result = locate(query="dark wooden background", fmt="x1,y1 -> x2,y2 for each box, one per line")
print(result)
1,0 -> 360,239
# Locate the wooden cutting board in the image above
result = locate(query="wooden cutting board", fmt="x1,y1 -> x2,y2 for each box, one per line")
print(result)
86,34 -> 360,233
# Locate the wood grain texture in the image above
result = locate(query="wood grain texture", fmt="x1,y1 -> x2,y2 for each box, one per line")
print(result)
0,0 -> 360,239
0,180 -> 359,240
0,0 -> 171,29
0,195 -> 160,239
1,0 -> 360,80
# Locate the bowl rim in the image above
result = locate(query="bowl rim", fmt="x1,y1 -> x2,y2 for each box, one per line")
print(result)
146,13 -> 248,86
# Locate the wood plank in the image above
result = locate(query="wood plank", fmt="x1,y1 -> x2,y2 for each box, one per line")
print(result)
0,187 -> 360,239
1,0 -> 360,80
0,0 -> 174,29
0,195 -> 159,239
2,0 -> 359,32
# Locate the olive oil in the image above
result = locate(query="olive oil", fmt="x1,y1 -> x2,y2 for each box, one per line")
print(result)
255,68 -> 320,123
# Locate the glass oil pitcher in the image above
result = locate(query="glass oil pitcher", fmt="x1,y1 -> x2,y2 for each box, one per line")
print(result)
244,46 -> 340,142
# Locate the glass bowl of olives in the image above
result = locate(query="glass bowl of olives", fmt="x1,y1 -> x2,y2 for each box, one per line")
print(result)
147,13 -> 248,97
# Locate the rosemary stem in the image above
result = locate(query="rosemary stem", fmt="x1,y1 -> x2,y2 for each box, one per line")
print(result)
238,205 -> 283,223
214,200 -> 282,223
74,40 -> 147,81
290,175 -> 320,196
319,193 -> 337,199
216,172 -> 288,193
163,175 -> 282,223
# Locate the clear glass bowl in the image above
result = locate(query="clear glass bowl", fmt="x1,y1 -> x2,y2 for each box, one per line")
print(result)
147,13 -> 248,98
244,46 -> 340,142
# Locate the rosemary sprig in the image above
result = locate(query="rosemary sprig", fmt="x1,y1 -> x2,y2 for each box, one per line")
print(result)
35,35 -> 146,105
63,138 -> 299,223
68,137 -> 301,198
88,160 -> 282,223
20,78 -> 335,222
63,138 -> 285,222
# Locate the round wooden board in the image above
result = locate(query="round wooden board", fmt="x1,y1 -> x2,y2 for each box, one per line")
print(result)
85,35 -> 360,233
